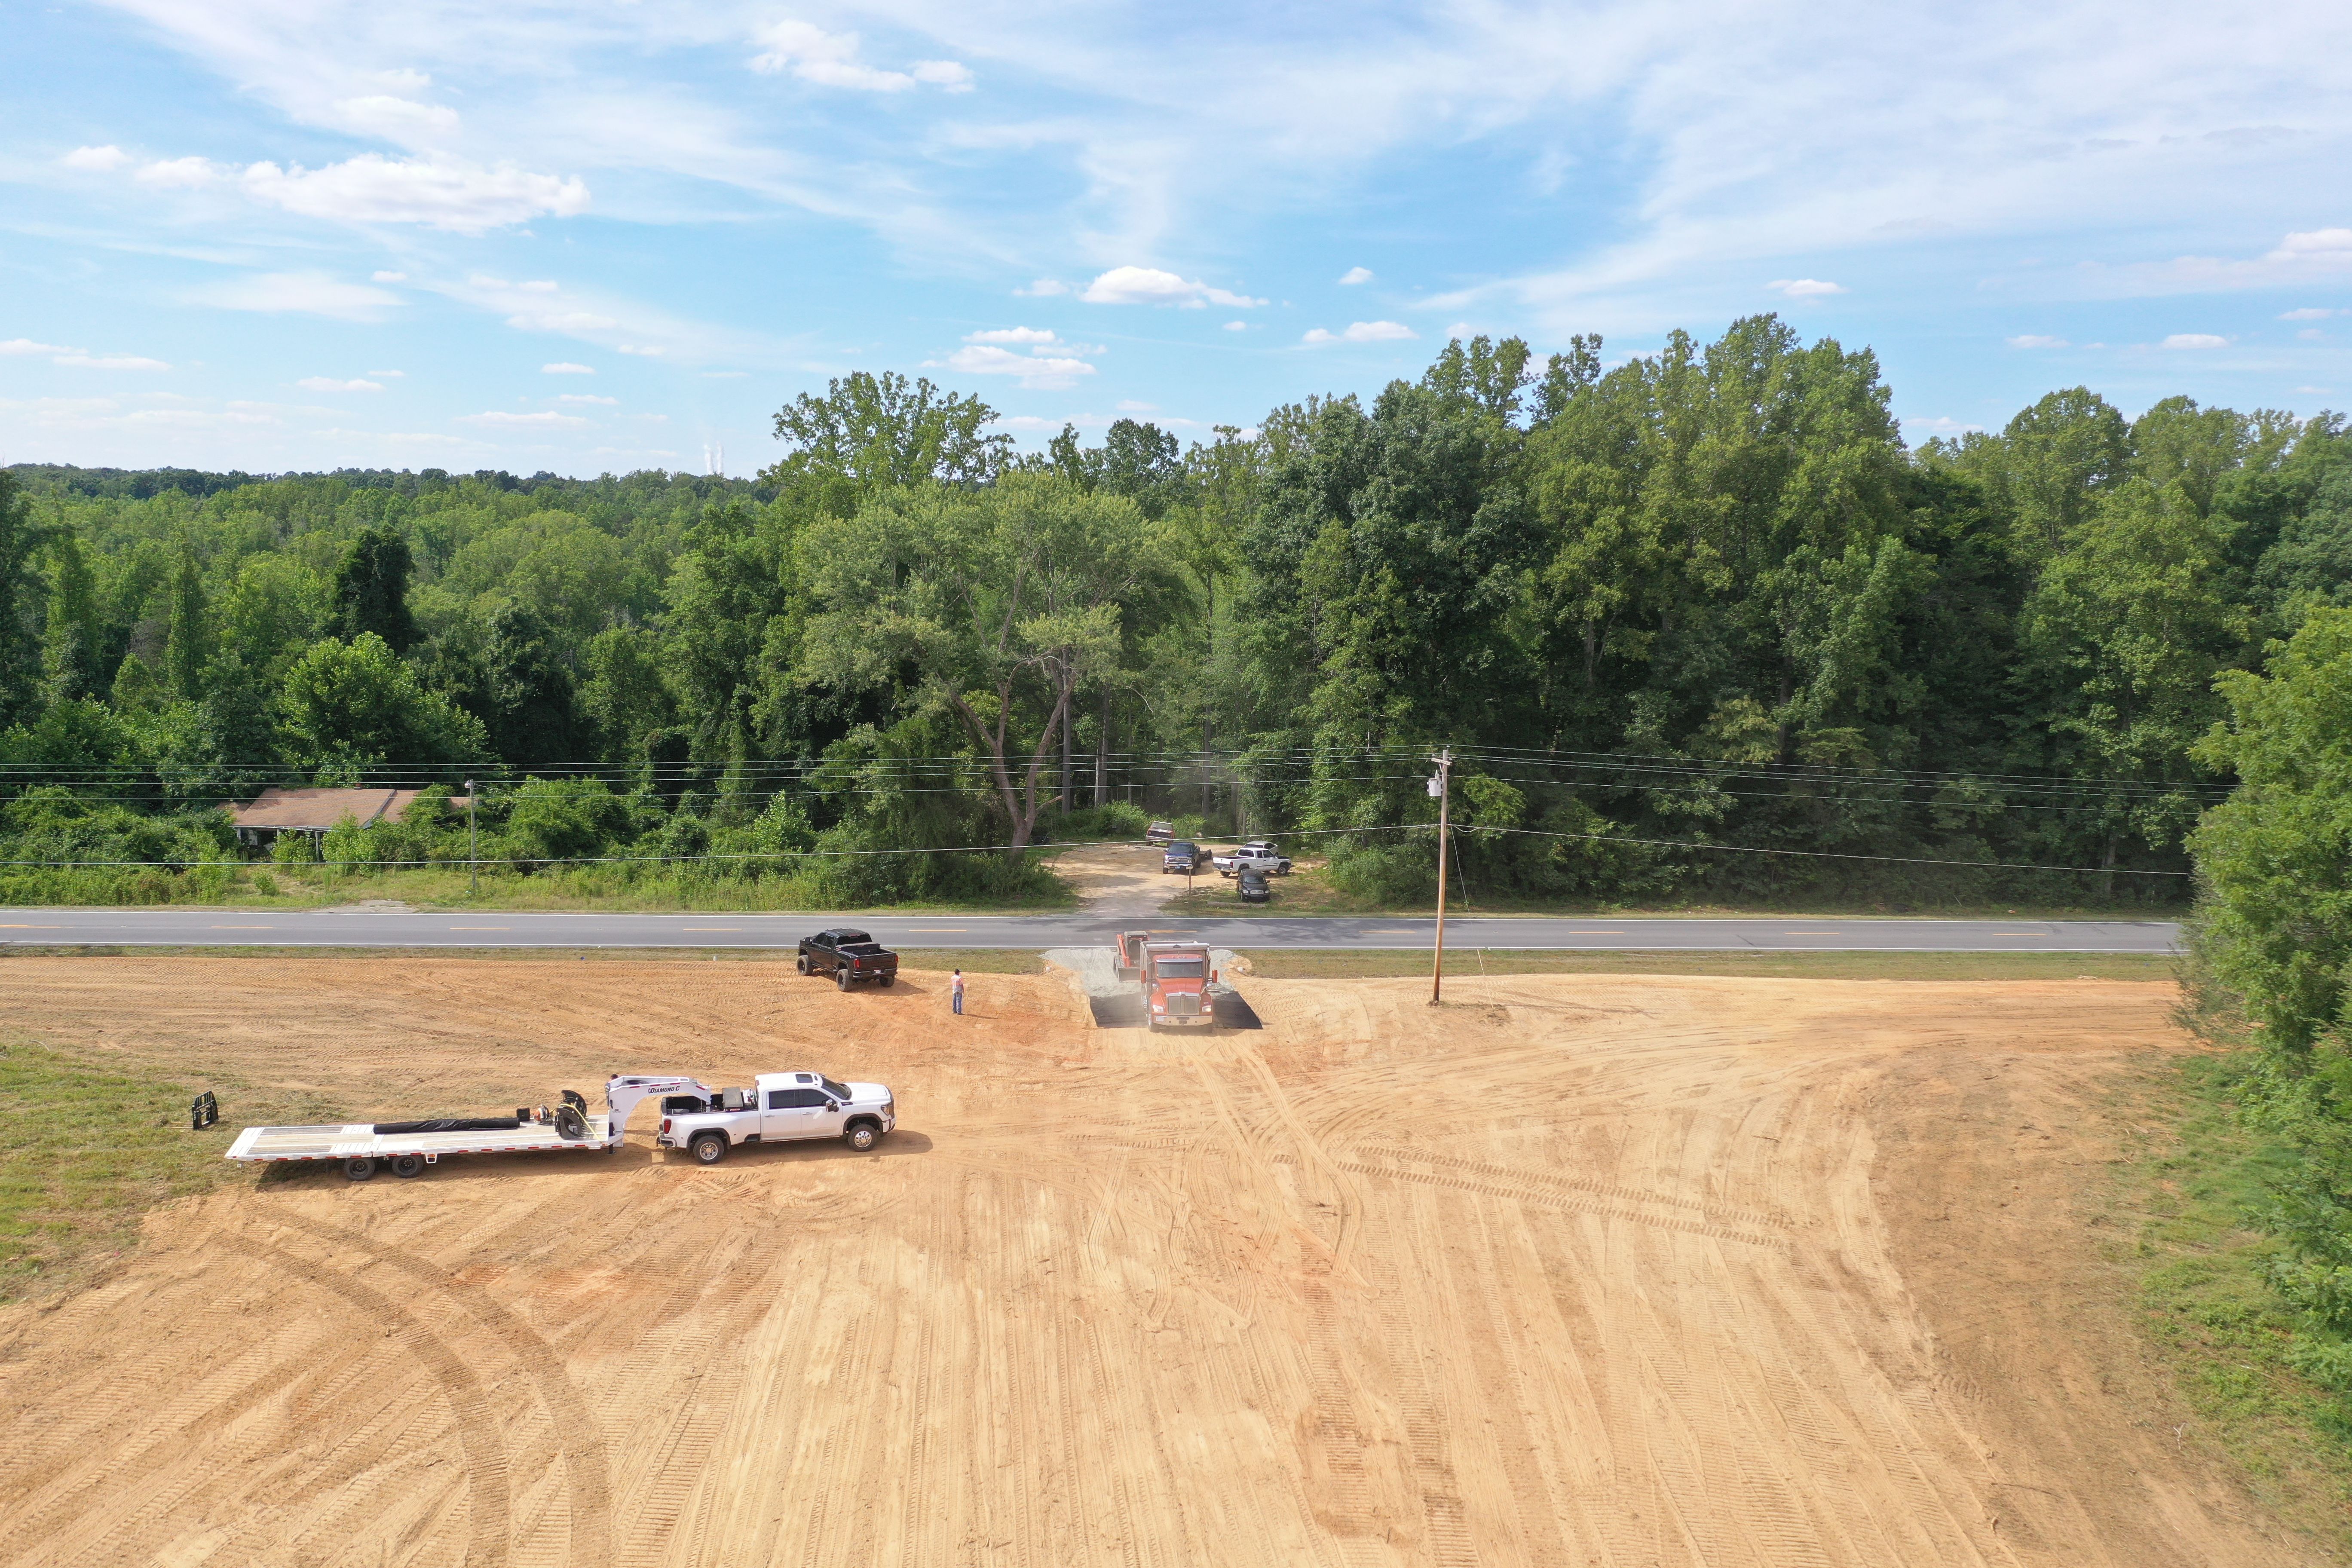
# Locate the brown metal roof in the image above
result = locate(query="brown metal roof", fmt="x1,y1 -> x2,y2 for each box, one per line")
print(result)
228,787 -> 421,831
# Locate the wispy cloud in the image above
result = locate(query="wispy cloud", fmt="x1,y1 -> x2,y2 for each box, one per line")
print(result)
2161,332 -> 2230,349
1338,266 -> 1375,285
1302,321 -> 1416,344
297,376 -> 385,392
1081,266 -> 1266,308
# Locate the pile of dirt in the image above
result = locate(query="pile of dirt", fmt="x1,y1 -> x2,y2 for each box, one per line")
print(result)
0,958 -> 2320,1566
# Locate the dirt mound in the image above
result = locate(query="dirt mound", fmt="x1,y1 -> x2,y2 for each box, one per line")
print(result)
0,958 -> 2318,1565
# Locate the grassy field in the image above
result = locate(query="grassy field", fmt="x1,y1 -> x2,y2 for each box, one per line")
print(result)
2107,1052 -> 2352,1550
0,1036 -> 335,1305
1231,947 -> 2179,981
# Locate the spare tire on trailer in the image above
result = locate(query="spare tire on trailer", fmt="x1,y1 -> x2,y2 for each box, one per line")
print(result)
554,1104 -> 588,1141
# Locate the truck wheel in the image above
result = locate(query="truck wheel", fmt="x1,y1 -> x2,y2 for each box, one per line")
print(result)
391,1153 -> 427,1179
836,967 -> 853,991
796,954 -> 810,974
878,973 -> 894,987
845,1120 -> 881,1152
343,1157 -> 378,1182
690,1132 -> 728,1165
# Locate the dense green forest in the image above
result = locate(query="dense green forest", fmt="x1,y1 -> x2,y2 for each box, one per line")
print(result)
2,313 -> 2346,908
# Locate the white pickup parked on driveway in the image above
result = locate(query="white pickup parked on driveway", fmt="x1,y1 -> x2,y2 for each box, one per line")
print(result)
1211,841 -> 1292,877
655,1071 -> 896,1163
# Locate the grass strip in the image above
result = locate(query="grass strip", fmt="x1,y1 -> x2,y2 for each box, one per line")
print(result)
0,1038 -> 332,1305
1234,948 -> 2177,981
2110,1053 -> 2352,1550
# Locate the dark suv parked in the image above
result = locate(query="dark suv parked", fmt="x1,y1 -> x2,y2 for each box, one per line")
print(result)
1237,867 -> 1271,904
797,928 -> 900,989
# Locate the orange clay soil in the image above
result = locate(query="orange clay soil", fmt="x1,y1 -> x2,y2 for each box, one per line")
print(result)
0,957 -> 2321,1568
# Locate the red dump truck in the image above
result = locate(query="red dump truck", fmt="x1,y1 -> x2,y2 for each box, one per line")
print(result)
1139,940 -> 1216,1028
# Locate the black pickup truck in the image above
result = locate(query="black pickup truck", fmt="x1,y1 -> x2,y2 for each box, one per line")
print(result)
796,928 -> 900,989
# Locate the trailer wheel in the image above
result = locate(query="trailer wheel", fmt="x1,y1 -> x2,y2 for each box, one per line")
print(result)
343,1157 -> 378,1182
836,967 -> 853,991
690,1132 -> 728,1165
845,1119 -> 881,1152
391,1154 -> 427,1179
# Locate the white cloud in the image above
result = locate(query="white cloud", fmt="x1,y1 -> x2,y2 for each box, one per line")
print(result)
334,95 -> 460,141
912,61 -> 975,91
507,310 -> 619,332
137,156 -> 222,188
2268,228 -> 2352,262
618,344 -> 665,356
297,376 -> 385,392
542,362 -> 595,374
459,410 -> 590,426
1302,320 -> 1417,344
940,344 -> 1097,387
470,274 -> 511,288
2281,307 -> 2341,320
2006,334 -> 2069,348
521,279 -> 559,292
1222,320 -> 1247,331
1338,266 -> 1375,285
2161,332 -> 2229,348
749,21 -> 969,94
374,68 -> 432,92
1444,322 -> 1474,339
366,369 -> 405,377
2301,328 -> 2328,341
557,392 -> 619,404
0,338 -> 80,356
61,145 -> 129,172
1081,266 -> 1266,308
56,354 -> 172,371
243,155 -> 587,235
197,272 -> 402,321
965,326 -> 1062,345
1015,279 -> 1070,297
371,270 -> 407,283
1768,278 -> 1847,297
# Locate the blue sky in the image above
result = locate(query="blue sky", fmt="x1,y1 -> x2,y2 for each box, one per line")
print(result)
5,0 -> 2352,477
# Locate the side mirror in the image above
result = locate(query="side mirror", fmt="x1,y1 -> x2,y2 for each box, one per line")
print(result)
826,1101 -> 841,1112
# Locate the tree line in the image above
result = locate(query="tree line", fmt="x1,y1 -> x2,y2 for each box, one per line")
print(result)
2,313 -> 2348,906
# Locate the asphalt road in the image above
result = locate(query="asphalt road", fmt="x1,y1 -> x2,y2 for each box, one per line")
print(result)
0,908 -> 2182,952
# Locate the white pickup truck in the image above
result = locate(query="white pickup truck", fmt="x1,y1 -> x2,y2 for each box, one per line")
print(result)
1212,841 -> 1292,878
654,1071 -> 896,1163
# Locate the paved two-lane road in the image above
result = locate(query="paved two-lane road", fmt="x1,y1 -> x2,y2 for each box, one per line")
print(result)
0,907 -> 2180,952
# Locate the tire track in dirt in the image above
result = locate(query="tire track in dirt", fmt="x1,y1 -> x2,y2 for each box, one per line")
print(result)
258,1207 -> 616,1567
245,1238 -> 511,1568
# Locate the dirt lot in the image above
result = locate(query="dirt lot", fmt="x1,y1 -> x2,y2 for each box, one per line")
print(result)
0,958 -> 2324,1567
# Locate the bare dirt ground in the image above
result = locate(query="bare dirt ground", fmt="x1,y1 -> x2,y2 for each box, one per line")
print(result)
1047,841 -> 1190,916
0,958 -> 2324,1568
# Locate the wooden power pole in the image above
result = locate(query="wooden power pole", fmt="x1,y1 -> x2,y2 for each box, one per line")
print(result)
1430,748 -> 1452,1004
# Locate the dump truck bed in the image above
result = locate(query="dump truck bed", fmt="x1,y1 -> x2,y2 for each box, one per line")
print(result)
226,1117 -> 614,1164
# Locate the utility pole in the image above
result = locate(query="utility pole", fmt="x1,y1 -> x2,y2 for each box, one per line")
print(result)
1429,748 -> 1452,1005
465,779 -> 478,898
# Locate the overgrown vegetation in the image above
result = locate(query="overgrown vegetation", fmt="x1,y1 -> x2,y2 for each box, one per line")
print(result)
2114,1051 -> 2352,1546
4,327 -> 2346,909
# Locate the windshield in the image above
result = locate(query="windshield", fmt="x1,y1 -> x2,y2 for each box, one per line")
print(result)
1170,842 -> 1196,853
1156,958 -> 1206,978
820,1076 -> 851,1100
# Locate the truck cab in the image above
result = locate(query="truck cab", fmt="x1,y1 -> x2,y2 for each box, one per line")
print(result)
1141,942 -> 1217,1027
655,1071 -> 896,1162
1162,840 -> 1204,874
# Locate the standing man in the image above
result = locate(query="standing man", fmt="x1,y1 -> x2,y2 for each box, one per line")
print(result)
951,968 -> 965,1016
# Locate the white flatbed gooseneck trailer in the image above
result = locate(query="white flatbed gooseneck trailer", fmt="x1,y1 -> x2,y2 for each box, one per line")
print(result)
225,1074 -> 713,1182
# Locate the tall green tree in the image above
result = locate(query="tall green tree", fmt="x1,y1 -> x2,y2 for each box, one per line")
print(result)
39,530 -> 101,703
764,371 -> 1012,493
275,633 -> 487,765
162,541 -> 210,701
481,604 -> 588,764
331,526 -> 420,652
0,471 -> 46,725
799,474 -> 1174,850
